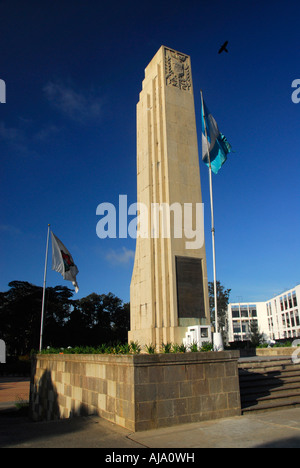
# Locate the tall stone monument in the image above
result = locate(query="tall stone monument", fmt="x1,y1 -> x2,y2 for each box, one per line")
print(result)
129,46 -> 210,348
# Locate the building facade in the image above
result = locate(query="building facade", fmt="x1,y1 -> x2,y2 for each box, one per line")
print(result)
227,284 -> 300,343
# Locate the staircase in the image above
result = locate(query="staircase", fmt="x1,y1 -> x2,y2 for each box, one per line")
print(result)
238,356 -> 300,414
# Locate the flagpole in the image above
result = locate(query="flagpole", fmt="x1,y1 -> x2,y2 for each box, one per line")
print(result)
200,91 -> 220,343
39,224 -> 50,352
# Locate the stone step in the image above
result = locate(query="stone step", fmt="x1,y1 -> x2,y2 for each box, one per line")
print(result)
239,357 -> 300,414
239,372 -> 300,386
242,397 -> 300,414
239,356 -> 293,365
239,367 -> 300,379
240,381 -> 300,398
241,387 -> 300,403
239,361 -> 300,373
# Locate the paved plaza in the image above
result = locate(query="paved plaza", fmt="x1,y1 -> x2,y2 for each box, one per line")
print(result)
1,377 -> 300,448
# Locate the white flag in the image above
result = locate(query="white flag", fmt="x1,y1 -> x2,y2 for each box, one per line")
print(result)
51,232 -> 79,293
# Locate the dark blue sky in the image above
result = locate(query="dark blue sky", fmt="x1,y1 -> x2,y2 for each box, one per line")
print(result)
0,0 -> 299,303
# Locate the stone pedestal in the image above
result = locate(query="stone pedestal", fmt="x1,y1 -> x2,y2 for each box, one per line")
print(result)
30,351 -> 241,431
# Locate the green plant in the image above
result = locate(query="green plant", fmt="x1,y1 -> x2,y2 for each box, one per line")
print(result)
162,342 -> 172,353
14,396 -> 29,416
274,341 -> 292,348
97,343 -> 112,354
171,343 -> 180,353
171,343 -> 186,353
35,338 -> 219,356
113,343 -> 130,354
15,396 -> 29,410
200,341 -> 214,352
258,343 -> 268,348
145,343 -> 156,354
189,342 -> 199,352
129,341 -> 141,354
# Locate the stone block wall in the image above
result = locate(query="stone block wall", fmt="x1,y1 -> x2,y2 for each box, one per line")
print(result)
30,351 -> 241,431
30,354 -> 136,430
133,351 -> 241,431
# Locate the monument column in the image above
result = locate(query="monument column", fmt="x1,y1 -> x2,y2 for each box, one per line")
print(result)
129,46 -> 210,349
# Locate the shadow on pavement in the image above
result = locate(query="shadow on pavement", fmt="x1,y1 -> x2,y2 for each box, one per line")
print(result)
254,437 -> 300,448
0,410 -> 94,448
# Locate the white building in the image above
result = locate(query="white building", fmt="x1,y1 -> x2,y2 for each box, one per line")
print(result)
227,284 -> 300,343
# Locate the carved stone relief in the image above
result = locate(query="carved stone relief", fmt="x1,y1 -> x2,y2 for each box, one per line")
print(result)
165,48 -> 191,92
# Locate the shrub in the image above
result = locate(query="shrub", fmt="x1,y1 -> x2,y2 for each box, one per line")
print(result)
162,342 -> 172,353
129,341 -> 141,354
145,343 -> 156,354
189,342 -> 199,352
171,343 -> 187,353
34,340 -> 217,356
201,341 -> 214,352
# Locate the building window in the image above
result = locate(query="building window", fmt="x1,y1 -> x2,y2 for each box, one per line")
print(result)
233,321 -> 241,333
268,318 -> 274,330
291,313 -> 295,328
267,302 -> 272,316
241,308 -> 248,318
295,310 -> 299,327
232,308 -> 240,318
280,297 -> 284,311
293,292 -> 298,307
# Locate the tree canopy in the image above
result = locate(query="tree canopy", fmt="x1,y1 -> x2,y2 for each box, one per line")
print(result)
0,281 -> 130,355
208,280 -> 231,337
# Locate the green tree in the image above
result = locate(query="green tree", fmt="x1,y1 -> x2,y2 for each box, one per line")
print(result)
0,281 -> 42,354
208,281 -> 231,340
66,293 -> 130,346
0,281 -> 73,354
111,301 -> 130,343
249,320 -> 264,348
0,281 -> 130,353
42,285 -> 74,347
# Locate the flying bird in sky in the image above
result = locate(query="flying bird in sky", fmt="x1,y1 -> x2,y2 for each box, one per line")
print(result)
218,41 -> 229,54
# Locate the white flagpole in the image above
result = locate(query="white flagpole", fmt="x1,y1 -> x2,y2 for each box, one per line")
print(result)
200,91 -> 220,343
39,224 -> 50,352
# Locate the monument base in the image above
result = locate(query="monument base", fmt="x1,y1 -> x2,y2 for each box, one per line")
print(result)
30,351 -> 241,432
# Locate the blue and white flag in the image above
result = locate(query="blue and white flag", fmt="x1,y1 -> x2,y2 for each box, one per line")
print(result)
201,99 -> 232,174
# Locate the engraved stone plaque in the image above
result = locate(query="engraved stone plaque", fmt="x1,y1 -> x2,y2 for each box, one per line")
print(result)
165,48 -> 191,92
176,256 -> 205,319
